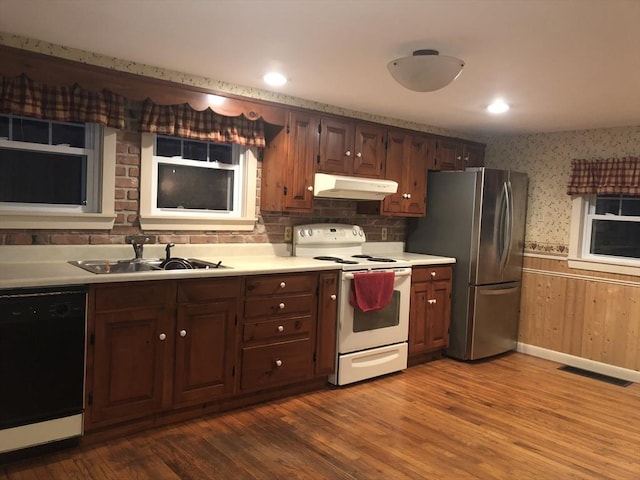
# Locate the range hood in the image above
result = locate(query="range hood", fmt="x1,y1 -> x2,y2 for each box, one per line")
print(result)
314,173 -> 398,200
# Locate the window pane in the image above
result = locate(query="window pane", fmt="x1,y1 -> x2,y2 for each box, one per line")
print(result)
0,116 -> 8,138
183,140 -> 207,161
156,136 -> 182,157
209,143 -> 233,164
157,163 -> 233,210
621,197 -> 640,216
52,123 -> 85,148
0,148 -> 86,205
590,219 -> 640,259
595,195 -> 620,215
12,118 -> 49,144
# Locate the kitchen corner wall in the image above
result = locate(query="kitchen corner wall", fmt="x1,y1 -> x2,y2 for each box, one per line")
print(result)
485,126 -> 640,372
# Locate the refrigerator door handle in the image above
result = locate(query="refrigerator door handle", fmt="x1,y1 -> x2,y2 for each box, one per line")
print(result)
504,180 -> 515,267
477,285 -> 520,296
498,181 -> 510,273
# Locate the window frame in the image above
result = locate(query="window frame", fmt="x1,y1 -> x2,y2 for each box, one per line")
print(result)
0,115 -> 116,230
568,195 -> 640,276
139,132 -> 257,231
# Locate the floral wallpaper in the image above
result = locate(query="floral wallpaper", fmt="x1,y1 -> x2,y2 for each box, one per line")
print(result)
486,126 -> 640,255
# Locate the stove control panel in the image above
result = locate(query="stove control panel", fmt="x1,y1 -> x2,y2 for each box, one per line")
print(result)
293,224 -> 365,246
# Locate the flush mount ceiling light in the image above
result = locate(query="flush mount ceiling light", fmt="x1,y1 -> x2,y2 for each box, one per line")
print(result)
263,72 -> 287,87
387,49 -> 465,92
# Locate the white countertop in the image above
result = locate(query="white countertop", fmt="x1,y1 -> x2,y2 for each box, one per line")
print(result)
0,243 -> 455,289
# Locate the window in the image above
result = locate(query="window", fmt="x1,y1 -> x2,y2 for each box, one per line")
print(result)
0,114 -> 116,229
569,195 -> 640,276
139,133 -> 257,231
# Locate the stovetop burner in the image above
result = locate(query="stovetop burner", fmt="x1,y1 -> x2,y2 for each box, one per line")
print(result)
352,254 -> 397,262
313,256 -> 359,264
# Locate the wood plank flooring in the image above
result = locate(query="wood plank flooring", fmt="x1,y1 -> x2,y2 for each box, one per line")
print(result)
2,353 -> 639,479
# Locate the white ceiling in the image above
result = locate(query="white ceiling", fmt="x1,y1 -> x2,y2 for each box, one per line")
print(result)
1,0 -> 639,137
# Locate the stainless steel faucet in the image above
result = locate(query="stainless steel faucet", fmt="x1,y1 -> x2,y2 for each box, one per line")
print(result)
129,236 -> 150,259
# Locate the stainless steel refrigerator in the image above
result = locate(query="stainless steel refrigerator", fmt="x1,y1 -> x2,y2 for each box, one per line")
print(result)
406,168 -> 528,360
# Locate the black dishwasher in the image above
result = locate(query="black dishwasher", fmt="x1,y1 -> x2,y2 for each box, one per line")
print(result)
0,285 -> 87,455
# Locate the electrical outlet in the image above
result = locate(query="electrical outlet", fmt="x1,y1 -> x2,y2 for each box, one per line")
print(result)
381,227 -> 388,241
284,226 -> 293,242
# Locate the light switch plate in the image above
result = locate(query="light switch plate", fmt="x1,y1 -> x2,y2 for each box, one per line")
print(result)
381,227 -> 388,241
284,226 -> 292,242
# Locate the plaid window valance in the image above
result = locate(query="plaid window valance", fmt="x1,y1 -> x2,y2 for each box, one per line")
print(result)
140,99 -> 266,147
0,74 -> 125,129
567,156 -> 640,195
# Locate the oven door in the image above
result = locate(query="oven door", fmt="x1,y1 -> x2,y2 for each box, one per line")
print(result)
338,267 -> 411,354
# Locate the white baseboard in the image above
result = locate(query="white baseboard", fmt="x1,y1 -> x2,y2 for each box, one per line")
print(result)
517,343 -> 639,384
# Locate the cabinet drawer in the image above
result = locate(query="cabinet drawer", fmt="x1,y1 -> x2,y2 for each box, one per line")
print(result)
177,277 -> 241,303
244,294 -> 314,319
243,316 -> 312,343
412,265 -> 452,283
94,281 -> 174,311
240,339 -> 312,390
245,274 -> 316,296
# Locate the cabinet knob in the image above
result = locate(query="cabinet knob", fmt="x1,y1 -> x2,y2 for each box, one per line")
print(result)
307,185 -> 314,191
275,359 -> 283,367
277,325 -> 284,332
430,271 -> 436,277
280,282 -> 286,288
179,329 -> 187,337
278,302 -> 285,309
356,152 -> 362,158
345,150 -> 351,157
407,193 -> 411,199
428,299 -> 437,304
330,294 -> 337,300
158,333 -> 167,341
456,156 -> 462,160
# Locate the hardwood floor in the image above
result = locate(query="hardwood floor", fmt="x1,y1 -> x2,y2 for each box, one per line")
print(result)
2,353 -> 639,479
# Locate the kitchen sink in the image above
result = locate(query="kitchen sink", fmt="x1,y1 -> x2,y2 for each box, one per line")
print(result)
69,258 -> 229,274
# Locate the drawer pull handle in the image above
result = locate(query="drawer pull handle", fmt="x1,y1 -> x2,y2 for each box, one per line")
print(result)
159,333 -> 167,341
430,271 -> 436,277
428,299 -> 437,304
179,329 -> 187,337
330,294 -> 337,300
275,359 -> 283,367
280,282 -> 286,288
277,325 -> 284,332
278,302 -> 285,309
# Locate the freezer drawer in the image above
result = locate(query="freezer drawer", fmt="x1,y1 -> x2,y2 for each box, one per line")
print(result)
468,282 -> 521,360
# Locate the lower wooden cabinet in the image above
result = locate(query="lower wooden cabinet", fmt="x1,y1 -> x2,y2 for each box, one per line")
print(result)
86,271 -> 339,430
408,265 -> 453,364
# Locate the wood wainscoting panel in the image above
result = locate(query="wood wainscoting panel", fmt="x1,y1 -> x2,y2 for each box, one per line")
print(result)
520,256 -> 640,371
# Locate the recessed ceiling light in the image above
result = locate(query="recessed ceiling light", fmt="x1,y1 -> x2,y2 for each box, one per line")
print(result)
263,72 -> 287,87
487,100 -> 510,114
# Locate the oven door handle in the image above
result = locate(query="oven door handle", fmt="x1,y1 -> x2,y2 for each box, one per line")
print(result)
343,269 -> 412,280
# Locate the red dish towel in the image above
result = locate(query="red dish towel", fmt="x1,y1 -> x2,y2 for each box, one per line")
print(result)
349,271 -> 395,312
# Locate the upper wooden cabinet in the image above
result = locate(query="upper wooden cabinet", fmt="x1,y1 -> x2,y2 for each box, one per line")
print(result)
318,117 -> 386,178
380,130 -> 433,217
433,138 -> 485,171
261,110 -> 320,213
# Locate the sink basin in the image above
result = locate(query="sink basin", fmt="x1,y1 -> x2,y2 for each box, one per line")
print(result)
69,259 -> 162,274
69,258 -> 229,274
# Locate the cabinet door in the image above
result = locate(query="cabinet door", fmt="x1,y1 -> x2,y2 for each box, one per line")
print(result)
173,300 -> 237,406
381,130 -> 406,214
464,143 -> 485,167
353,123 -> 385,177
404,135 -> 430,216
408,280 -> 429,355
433,138 -> 459,171
316,272 -> 338,376
284,111 -> 319,211
426,280 -> 452,350
91,307 -> 172,426
318,117 -> 353,175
